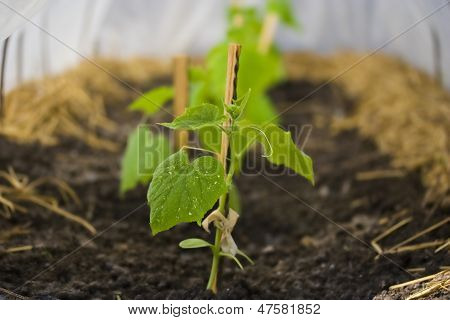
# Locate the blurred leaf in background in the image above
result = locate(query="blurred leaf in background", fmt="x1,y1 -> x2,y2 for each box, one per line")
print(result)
120,126 -> 172,195
129,86 -> 174,115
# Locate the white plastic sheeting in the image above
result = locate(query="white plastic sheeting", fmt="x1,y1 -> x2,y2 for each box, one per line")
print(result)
0,0 -> 48,41
1,0 -> 450,90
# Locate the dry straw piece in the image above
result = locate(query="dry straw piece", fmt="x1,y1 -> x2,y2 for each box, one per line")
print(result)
0,58 -> 168,151
285,52 -> 450,206
0,167 -> 95,234
389,270 -> 449,300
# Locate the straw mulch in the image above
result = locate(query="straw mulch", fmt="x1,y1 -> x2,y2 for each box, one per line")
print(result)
285,52 -> 450,207
0,58 -> 169,152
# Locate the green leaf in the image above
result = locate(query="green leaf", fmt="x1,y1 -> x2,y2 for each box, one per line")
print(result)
148,150 -> 227,235
198,126 -> 223,153
179,238 -> 213,249
267,0 -> 299,28
220,252 -> 244,270
242,94 -> 278,125
238,48 -> 284,95
120,126 -> 171,195
226,89 -> 251,120
260,124 -> 314,184
129,86 -> 174,115
160,104 -> 226,130
230,123 -> 262,171
227,7 -> 262,46
206,43 -> 229,99
231,123 -> 314,184
189,67 -> 209,106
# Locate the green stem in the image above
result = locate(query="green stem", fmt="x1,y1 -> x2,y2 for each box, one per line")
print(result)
206,144 -> 235,293
206,209 -> 223,293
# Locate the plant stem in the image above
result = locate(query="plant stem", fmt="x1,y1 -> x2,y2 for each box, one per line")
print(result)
206,212 -> 223,293
206,158 -> 235,293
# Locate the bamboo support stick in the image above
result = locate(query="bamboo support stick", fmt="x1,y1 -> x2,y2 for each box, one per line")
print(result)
219,43 -> 241,167
258,13 -> 279,54
173,55 -> 189,149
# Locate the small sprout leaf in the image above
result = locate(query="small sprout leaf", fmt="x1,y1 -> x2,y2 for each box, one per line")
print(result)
148,150 -> 227,235
129,86 -> 174,115
226,89 -> 252,120
179,238 -> 213,249
237,249 -> 254,265
160,104 -> 226,130
233,89 -> 251,120
220,252 -> 244,270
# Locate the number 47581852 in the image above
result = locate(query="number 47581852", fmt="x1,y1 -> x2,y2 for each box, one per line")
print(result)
257,303 -> 320,315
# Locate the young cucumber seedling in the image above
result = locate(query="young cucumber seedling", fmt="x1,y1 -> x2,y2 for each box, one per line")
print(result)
120,1 -> 300,196
148,44 -> 314,293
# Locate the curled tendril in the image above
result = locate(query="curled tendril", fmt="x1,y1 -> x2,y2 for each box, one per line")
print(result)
247,126 -> 273,158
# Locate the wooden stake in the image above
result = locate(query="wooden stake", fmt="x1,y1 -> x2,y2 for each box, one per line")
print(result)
173,55 -> 189,149
219,43 -> 241,167
258,13 -> 279,54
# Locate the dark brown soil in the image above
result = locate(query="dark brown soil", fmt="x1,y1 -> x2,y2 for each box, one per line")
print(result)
0,79 -> 448,299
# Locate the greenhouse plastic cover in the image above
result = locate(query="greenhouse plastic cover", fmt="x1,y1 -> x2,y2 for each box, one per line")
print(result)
1,0 -> 450,90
